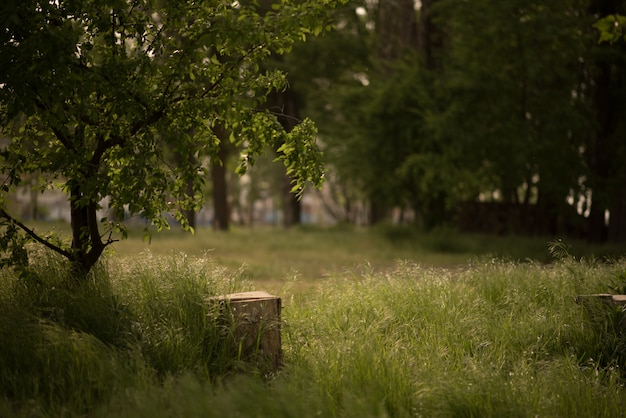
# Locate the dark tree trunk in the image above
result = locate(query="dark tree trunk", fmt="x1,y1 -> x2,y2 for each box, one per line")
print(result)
587,59 -> 612,243
183,143 -> 199,230
609,192 -> 626,241
273,88 -> 302,227
586,0 -> 626,242
282,175 -> 301,226
417,0 -> 440,70
184,165 -> 197,230
211,142 -> 230,231
369,0 -> 420,227
69,184 -> 105,275
368,199 -> 387,225
377,0 -> 418,62
535,190 -> 559,236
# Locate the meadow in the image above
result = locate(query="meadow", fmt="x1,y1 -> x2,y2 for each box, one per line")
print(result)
1,225 -> 626,417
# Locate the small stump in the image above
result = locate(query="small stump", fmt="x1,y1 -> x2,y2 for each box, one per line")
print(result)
213,291 -> 282,372
575,294 -> 626,331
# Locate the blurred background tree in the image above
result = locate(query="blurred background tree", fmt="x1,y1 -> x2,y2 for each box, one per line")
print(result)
268,0 -> 626,242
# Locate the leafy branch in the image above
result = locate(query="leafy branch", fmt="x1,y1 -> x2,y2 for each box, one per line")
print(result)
0,207 -> 72,259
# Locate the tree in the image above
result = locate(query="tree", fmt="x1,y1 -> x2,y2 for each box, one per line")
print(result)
310,0 -> 625,239
0,0 -> 334,275
433,0 -> 626,239
586,1 -> 626,242
431,0 -> 593,230
211,125 -> 231,231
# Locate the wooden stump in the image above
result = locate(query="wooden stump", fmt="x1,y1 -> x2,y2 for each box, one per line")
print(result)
575,294 -> 626,331
213,291 -> 282,372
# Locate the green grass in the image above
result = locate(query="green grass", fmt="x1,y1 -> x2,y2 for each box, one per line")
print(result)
1,225 -> 626,417
108,223 -> 623,293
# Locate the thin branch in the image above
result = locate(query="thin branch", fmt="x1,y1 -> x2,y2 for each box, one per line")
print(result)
200,45 -> 264,99
264,107 -> 304,125
100,228 -> 120,247
33,97 -> 75,151
0,208 -> 73,259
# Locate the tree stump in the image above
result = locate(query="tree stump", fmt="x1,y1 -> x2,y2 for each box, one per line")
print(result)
575,294 -> 626,331
213,291 -> 282,372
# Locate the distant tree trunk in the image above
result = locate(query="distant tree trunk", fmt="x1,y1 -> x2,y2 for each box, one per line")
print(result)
183,151 -> 198,230
535,190 -> 560,236
368,199 -> 387,225
273,88 -> 302,227
377,0 -> 418,62
609,193 -> 626,241
369,0 -> 419,227
212,126 -> 230,231
184,178 -> 197,230
417,0 -> 440,70
586,0 -> 625,243
586,57 -> 612,243
282,174 -> 301,226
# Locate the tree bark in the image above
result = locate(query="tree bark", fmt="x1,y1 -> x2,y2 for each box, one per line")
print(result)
585,0 -> 626,243
587,57 -> 612,243
609,192 -> 626,241
368,198 -> 387,225
417,0 -> 440,69
273,88 -> 302,227
69,184 -> 105,275
212,126 -> 230,231
377,0 -> 419,62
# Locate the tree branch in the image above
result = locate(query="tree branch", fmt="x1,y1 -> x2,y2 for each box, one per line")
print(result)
0,208 -> 73,259
200,45 -> 264,100
33,97 -> 75,151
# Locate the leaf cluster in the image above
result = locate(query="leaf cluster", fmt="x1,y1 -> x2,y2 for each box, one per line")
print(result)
594,14 -> 626,44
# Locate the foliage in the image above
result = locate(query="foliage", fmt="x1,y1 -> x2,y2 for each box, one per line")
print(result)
594,14 -> 626,44
0,0 -> 339,274
302,0 -> 626,239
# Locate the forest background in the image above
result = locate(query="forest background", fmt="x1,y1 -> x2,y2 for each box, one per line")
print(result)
4,0 -> 626,246
217,0 -> 626,243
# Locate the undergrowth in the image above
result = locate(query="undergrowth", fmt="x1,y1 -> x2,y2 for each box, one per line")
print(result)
0,246 -> 625,417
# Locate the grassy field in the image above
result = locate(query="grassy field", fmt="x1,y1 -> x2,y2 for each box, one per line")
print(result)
110,224 -> 622,293
1,225 -> 626,417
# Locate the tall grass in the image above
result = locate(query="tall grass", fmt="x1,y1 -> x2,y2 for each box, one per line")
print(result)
0,249 -> 249,417
283,257 -> 626,417
1,240 -> 625,417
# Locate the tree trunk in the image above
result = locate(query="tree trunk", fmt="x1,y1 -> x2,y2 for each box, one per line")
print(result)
586,0 -> 625,243
587,60 -> 612,243
69,184 -> 105,275
609,191 -> 626,241
377,0 -> 418,62
282,174 -> 301,226
417,0 -> 440,69
273,88 -> 303,227
184,174 -> 197,230
368,198 -> 387,225
211,142 -> 230,231
182,146 -> 199,230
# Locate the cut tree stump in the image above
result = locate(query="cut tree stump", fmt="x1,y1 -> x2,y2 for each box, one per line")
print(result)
213,291 -> 282,372
575,294 -> 626,331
